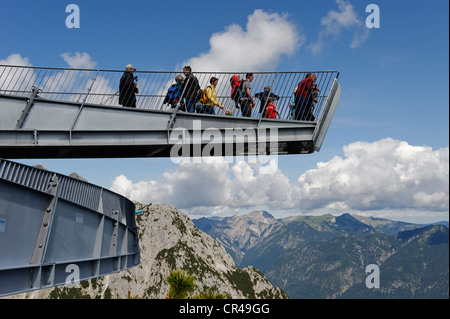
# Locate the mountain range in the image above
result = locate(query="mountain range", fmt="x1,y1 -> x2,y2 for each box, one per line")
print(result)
194,212 -> 449,298
5,204 -> 287,299
4,203 -> 448,299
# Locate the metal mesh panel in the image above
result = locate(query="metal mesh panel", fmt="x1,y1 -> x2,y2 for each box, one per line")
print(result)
0,160 -> 53,192
0,65 -> 339,122
57,175 -> 102,212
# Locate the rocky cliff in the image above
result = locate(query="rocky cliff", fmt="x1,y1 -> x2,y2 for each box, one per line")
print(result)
6,203 -> 287,299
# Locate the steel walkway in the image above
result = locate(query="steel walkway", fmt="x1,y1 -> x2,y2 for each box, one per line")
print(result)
0,65 -> 341,159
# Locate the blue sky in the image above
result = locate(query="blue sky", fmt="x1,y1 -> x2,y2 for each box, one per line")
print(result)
1,0 -> 448,223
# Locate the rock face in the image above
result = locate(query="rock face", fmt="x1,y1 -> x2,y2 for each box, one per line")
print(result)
193,211 -> 282,265
6,204 -> 287,299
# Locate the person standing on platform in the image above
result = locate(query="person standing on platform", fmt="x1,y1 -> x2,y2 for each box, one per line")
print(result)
240,73 -> 255,117
119,64 -> 139,108
181,66 -> 201,113
202,77 -> 224,114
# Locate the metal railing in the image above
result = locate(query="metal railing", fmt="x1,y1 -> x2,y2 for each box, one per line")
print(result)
0,64 -> 339,121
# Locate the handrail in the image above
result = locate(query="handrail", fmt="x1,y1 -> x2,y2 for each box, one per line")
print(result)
0,64 -> 339,122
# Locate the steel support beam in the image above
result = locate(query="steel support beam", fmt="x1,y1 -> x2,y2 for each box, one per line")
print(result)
0,94 -> 320,158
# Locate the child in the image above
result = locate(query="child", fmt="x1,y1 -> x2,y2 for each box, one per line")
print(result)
265,97 -> 279,119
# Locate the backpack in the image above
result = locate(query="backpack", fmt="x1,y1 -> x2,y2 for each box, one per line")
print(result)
163,83 -> 181,106
230,75 -> 243,106
199,86 -> 211,104
266,104 -> 277,119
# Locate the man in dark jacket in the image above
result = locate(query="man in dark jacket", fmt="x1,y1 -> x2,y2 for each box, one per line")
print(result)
119,64 -> 139,108
255,85 -> 280,116
181,66 -> 200,113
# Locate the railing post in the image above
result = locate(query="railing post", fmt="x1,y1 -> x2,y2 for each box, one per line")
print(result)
69,70 -> 99,141
15,86 -> 41,130
166,75 -> 191,141
81,69 -> 99,105
167,101 -> 183,142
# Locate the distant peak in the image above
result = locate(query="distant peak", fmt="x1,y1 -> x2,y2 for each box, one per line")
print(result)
249,210 -> 275,219
397,224 -> 449,244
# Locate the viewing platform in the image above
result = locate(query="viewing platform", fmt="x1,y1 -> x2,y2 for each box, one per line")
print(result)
0,65 -> 341,159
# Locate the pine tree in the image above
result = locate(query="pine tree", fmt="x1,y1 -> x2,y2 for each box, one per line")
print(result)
166,269 -> 195,299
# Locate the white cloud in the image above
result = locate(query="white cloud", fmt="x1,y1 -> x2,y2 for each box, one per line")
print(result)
0,54 -> 35,93
321,0 -> 361,34
110,174 -> 171,204
60,52 -> 97,69
0,53 -> 32,66
350,28 -> 370,49
155,9 -> 303,106
296,138 -> 449,211
1,52 -> 96,69
110,138 -> 449,219
309,0 -> 370,55
181,9 -> 304,72
110,156 -> 293,212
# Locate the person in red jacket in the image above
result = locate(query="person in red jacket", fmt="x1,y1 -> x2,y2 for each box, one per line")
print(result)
265,97 -> 279,119
293,73 -> 320,121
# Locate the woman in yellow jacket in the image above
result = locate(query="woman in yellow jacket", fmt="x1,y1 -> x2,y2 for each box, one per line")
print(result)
202,77 -> 224,114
